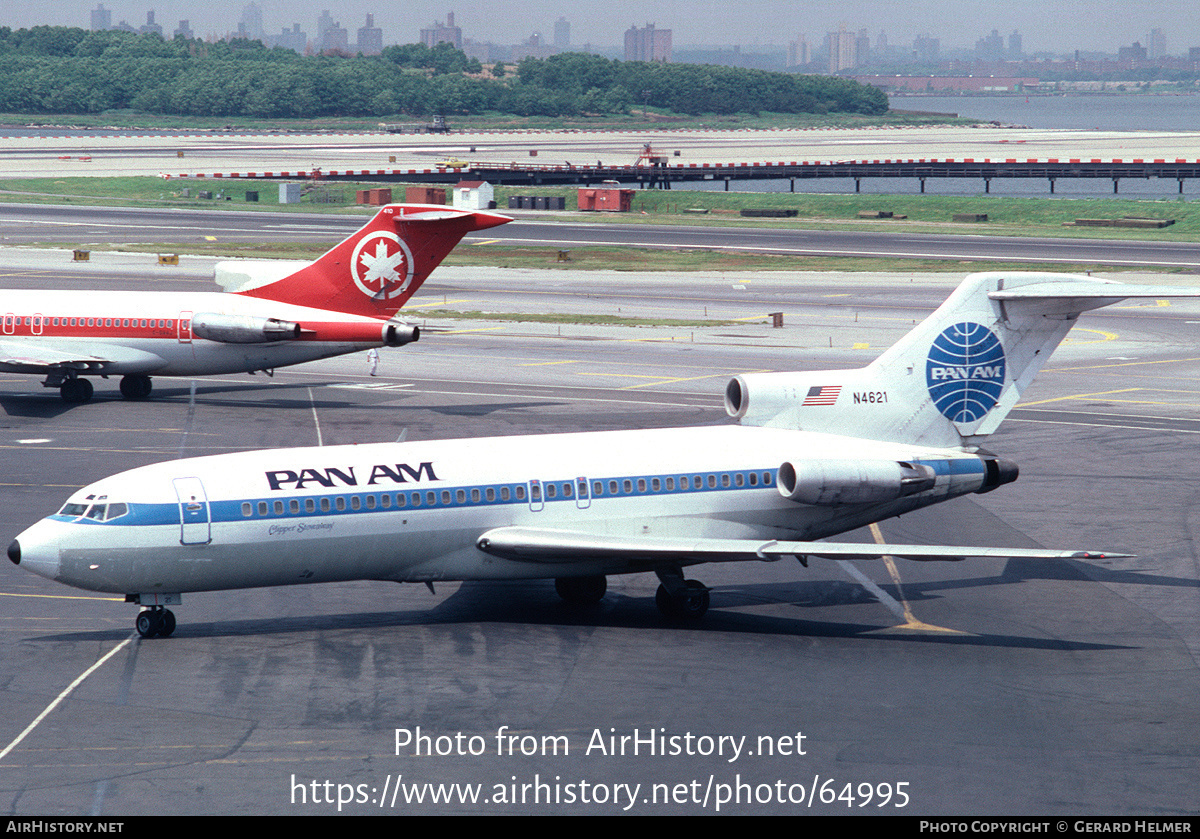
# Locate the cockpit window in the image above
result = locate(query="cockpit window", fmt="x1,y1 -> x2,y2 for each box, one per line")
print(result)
58,502 -> 88,517
76,502 -> 128,521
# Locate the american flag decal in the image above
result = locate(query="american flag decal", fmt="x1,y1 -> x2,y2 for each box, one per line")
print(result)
802,385 -> 841,406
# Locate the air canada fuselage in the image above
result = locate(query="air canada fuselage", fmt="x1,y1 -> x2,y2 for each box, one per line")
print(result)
0,289 -> 411,378
12,426 -> 998,595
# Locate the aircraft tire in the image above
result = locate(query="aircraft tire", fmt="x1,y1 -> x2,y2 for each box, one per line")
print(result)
655,580 -> 710,620
158,610 -> 176,638
60,378 -> 94,403
120,375 -> 152,400
555,575 -> 607,604
135,610 -> 161,638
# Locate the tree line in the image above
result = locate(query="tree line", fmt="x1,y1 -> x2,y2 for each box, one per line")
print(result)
0,26 -> 888,119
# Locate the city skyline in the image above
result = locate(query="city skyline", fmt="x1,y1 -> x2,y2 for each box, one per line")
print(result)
2,1 -> 1198,55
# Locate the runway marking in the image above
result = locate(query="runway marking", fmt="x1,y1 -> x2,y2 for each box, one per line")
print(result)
438,327 -> 507,334
0,637 -> 132,764
327,382 -> 415,390
1062,328 -> 1118,344
1019,388 -> 1143,407
472,239 -> 502,246
574,371 -> 726,390
1114,299 -> 1171,309
0,591 -> 123,601
0,483 -> 88,488
854,523 -> 969,635
1052,356 -> 1200,372
502,235 -> 1200,269
519,360 -> 580,367
308,387 -> 323,447
406,299 -> 473,308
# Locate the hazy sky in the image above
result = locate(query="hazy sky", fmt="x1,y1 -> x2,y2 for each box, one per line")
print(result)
3,1 -> 1198,53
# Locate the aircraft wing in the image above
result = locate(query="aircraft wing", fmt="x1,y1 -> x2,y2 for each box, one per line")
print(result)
0,340 -> 164,374
0,340 -> 112,373
475,526 -> 1127,564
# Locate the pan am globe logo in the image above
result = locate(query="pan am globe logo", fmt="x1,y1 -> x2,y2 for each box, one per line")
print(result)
351,231 -> 415,301
926,322 -> 1006,423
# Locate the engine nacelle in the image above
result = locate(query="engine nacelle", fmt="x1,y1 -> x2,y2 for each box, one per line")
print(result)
776,459 -> 936,505
384,323 -> 420,347
191,313 -> 300,344
725,371 -> 858,426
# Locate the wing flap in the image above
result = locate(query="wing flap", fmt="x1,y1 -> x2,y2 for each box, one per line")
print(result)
0,341 -> 111,372
475,526 -> 1126,564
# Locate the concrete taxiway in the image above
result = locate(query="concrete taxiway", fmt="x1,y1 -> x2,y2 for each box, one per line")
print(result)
5,203 -> 1200,271
1,251 -> 1199,814
3,125 -> 1200,180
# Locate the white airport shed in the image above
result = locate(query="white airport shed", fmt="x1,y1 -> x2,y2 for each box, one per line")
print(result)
453,180 -> 494,210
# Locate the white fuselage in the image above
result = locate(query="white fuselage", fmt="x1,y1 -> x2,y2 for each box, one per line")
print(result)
0,289 -> 394,377
13,425 -> 993,597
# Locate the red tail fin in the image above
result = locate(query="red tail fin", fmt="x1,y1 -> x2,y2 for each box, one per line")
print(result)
235,204 -> 510,317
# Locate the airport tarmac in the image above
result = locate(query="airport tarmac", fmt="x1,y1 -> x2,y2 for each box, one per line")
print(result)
1,247 -> 1200,815
2,125 -> 1199,179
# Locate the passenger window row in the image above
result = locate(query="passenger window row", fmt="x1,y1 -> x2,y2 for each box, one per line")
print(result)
3,316 -> 176,329
237,470 -> 775,519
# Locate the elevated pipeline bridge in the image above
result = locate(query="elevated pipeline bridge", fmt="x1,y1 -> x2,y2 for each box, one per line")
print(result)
166,157 -> 1200,194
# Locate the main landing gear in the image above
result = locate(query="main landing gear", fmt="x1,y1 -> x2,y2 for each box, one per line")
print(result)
555,575 -> 607,604
54,375 -> 153,403
135,607 -> 176,638
59,377 -> 93,403
552,570 -> 711,620
654,568 -> 710,620
119,374 -> 152,400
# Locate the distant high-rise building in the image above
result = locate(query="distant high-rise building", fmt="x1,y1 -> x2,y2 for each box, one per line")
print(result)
317,10 -> 349,53
1118,42 -> 1147,62
554,17 -> 570,49
140,11 -> 163,37
876,30 -> 888,60
275,23 -> 308,53
855,29 -> 871,65
421,12 -> 463,50
90,4 -> 112,31
240,3 -> 265,42
828,28 -> 857,72
1008,31 -> 1023,60
975,29 -> 1004,61
358,14 -> 383,55
913,34 -> 939,63
1148,28 -> 1167,60
787,34 -> 809,68
624,23 -> 671,62
174,19 -> 194,40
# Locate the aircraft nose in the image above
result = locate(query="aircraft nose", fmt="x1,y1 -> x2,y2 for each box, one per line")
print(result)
9,522 -> 61,581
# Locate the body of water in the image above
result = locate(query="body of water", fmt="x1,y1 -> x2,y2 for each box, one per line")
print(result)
890,92 -> 1200,132
627,94 -> 1200,199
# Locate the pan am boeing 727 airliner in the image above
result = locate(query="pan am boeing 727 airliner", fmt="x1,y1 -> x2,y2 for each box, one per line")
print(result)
10,271 -> 1194,637
0,204 -> 510,402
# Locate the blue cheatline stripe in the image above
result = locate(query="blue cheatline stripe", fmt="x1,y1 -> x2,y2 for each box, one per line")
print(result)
47,457 -> 985,529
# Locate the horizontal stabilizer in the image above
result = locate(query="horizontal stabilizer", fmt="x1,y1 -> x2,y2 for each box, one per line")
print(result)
990,281 -> 1200,301
475,526 -> 1127,564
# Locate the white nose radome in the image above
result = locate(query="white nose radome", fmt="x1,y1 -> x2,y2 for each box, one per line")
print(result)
8,519 -> 64,583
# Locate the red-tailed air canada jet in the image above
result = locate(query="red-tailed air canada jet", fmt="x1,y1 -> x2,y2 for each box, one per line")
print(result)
0,204 -> 511,402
